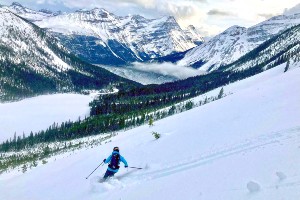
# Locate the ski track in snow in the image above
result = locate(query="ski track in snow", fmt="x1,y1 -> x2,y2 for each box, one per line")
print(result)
120,126 -> 300,184
90,126 -> 300,196
87,125 -> 300,200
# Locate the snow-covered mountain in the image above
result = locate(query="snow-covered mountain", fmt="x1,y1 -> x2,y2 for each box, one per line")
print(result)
184,25 -> 204,46
0,8 -> 136,101
4,2 -> 61,21
178,13 -> 300,72
1,60 -> 299,200
222,24 -> 300,71
5,3 -> 203,65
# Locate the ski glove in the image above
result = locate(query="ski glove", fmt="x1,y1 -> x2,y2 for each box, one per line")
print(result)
103,159 -> 106,163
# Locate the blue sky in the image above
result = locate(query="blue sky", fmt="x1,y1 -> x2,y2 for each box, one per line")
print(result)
1,0 -> 300,36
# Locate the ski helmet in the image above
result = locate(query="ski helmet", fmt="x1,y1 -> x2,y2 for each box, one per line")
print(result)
113,147 -> 119,152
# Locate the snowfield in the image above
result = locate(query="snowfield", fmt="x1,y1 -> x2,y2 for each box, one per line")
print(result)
0,93 -> 96,143
0,64 -> 300,200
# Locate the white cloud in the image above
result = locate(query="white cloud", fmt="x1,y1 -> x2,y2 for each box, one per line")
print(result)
257,13 -> 277,20
36,0 -> 46,4
207,9 -> 236,17
132,62 -> 204,80
284,3 -> 300,15
161,0 -> 299,33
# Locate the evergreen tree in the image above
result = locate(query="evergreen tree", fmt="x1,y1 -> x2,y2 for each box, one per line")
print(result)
32,160 -> 38,167
218,87 -> 224,99
204,97 -> 208,104
284,60 -> 290,73
152,131 -> 161,139
43,146 -> 51,157
148,116 -> 154,127
42,160 -> 47,165
185,101 -> 194,110
22,164 -> 27,173
168,106 -> 176,115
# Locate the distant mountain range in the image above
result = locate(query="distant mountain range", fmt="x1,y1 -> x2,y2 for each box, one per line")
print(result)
5,2 -> 62,21
176,13 -> 300,72
4,2 -> 204,66
221,24 -> 300,72
0,8 -> 137,101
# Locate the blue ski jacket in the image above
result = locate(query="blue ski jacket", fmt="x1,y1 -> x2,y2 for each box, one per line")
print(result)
104,151 -> 128,172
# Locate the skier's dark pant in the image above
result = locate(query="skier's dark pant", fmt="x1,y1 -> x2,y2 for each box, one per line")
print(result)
103,170 -> 116,179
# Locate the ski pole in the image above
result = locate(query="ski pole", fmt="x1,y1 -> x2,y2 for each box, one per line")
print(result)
129,166 -> 143,169
85,161 -> 104,179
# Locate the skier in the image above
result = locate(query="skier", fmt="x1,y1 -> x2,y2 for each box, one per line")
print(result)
103,147 -> 128,180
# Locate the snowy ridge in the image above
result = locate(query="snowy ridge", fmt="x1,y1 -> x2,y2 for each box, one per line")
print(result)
179,12 -> 300,72
0,8 -> 71,75
0,60 -> 299,199
0,8 -> 69,70
0,8 -> 135,101
178,25 -> 248,71
184,25 -> 206,45
4,2 -> 59,21
225,24 -> 300,71
22,6 -> 204,63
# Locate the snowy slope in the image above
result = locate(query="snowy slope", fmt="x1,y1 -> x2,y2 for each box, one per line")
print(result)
179,13 -> 300,72
0,62 -> 299,199
0,93 -> 95,143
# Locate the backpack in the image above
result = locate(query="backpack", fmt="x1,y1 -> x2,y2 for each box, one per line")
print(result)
109,153 -> 120,169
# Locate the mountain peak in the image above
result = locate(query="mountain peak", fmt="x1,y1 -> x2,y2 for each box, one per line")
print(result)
11,2 -> 23,7
39,9 -> 53,14
187,25 -> 196,30
128,14 -> 147,23
74,7 -> 114,18
76,7 -> 109,14
130,14 -> 145,20
75,9 -> 87,13
91,7 -> 108,12
166,16 -> 177,23
222,25 -> 246,35
226,25 -> 246,30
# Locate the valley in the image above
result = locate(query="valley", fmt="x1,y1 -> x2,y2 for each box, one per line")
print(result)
0,1 -> 299,200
